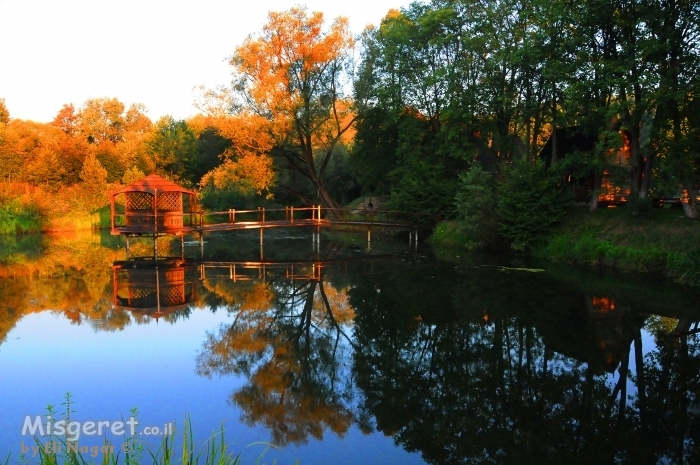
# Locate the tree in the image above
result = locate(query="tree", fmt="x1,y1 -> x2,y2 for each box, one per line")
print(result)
79,153 -> 109,213
0,98 -> 9,124
146,116 -> 199,182
202,7 -> 356,211
51,103 -> 78,135
121,166 -> 145,185
495,158 -> 568,251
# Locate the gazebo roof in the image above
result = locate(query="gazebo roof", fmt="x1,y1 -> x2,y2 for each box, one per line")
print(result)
112,174 -> 194,195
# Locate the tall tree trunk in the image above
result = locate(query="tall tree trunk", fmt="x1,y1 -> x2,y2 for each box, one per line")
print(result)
589,170 -> 603,211
551,95 -> 558,165
640,153 -> 655,198
681,186 -> 698,218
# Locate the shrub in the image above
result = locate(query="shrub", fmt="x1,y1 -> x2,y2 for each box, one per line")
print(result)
454,164 -> 497,248
495,158 -> 569,251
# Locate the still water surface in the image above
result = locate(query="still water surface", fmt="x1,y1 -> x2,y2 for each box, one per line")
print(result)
1,229 -> 699,464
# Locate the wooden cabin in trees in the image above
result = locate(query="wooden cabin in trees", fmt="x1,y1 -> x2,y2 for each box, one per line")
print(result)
110,174 -> 198,236
539,127 -> 632,205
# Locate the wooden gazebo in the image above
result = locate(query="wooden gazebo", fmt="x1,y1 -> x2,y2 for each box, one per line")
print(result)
110,174 -> 197,236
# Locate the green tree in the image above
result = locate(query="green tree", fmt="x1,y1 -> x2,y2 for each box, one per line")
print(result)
146,116 -> 198,183
121,166 -> 145,186
495,158 -> 568,251
454,164 -> 497,248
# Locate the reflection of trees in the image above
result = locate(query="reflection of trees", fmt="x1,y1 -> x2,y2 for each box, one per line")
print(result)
348,262 -> 700,464
196,273 -> 357,446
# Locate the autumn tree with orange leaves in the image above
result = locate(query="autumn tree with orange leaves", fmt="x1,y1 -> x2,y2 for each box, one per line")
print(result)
200,7 -> 356,212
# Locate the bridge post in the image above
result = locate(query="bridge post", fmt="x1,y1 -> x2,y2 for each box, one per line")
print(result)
291,206 -> 294,223
180,234 -> 184,258
199,232 -> 204,259
125,236 -> 130,258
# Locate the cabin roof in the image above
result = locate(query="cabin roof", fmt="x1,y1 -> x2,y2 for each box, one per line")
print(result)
112,174 -> 194,195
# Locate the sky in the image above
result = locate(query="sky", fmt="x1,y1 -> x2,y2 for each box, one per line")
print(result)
0,0 -> 409,123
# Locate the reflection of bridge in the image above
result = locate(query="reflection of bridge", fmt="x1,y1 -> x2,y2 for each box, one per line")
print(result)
112,255 -> 409,316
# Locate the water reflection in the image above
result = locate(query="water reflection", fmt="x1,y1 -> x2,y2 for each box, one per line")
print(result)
112,260 -> 198,319
348,260 -> 700,464
2,232 -> 700,463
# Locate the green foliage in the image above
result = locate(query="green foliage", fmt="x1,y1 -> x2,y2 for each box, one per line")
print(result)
495,159 -> 569,251
121,166 -> 145,186
454,164 -> 497,248
147,117 -> 199,185
533,206 -> 700,286
198,182 -> 266,212
349,107 -> 399,196
627,195 -> 653,218
0,202 -> 42,234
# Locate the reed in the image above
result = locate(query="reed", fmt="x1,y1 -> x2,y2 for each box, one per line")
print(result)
9,394 -> 286,465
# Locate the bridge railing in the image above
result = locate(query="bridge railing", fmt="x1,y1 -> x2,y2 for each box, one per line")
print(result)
200,206 -> 322,226
114,205 -> 431,232
198,206 -> 430,227
318,207 -> 431,227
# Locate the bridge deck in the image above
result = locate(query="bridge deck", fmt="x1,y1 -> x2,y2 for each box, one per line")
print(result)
111,217 -> 418,236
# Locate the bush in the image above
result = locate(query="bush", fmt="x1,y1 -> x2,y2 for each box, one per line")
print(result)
627,195 -> 653,218
495,158 -> 569,251
454,164 -> 497,248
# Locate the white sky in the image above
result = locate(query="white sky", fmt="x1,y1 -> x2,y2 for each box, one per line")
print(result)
0,0 -> 409,123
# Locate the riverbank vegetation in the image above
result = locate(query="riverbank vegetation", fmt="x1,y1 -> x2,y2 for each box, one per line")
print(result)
2,0 -> 700,278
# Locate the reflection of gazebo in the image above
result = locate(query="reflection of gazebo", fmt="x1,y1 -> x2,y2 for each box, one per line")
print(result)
112,261 -> 197,317
110,174 -> 198,236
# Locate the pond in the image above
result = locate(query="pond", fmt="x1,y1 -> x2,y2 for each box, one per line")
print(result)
1,228 -> 700,464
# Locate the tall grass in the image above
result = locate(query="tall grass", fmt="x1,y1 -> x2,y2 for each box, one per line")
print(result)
532,207 -> 700,286
0,183 -> 106,233
9,394 -> 285,465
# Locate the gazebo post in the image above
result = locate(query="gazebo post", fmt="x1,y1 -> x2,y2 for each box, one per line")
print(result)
153,188 -> 158,260
110,192 -> 115,232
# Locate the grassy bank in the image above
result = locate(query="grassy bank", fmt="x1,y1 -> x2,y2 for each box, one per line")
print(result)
532,206 -> 700,285
0,183 -> 109,234
430,206 -> 700,286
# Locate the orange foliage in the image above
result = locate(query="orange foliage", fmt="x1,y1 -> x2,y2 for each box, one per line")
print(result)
314,284 -> 354,326
198,7 -> 356,205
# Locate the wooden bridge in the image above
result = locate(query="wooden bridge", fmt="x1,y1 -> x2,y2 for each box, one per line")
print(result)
111,205 -> 422,235
110,175 -> 425,258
